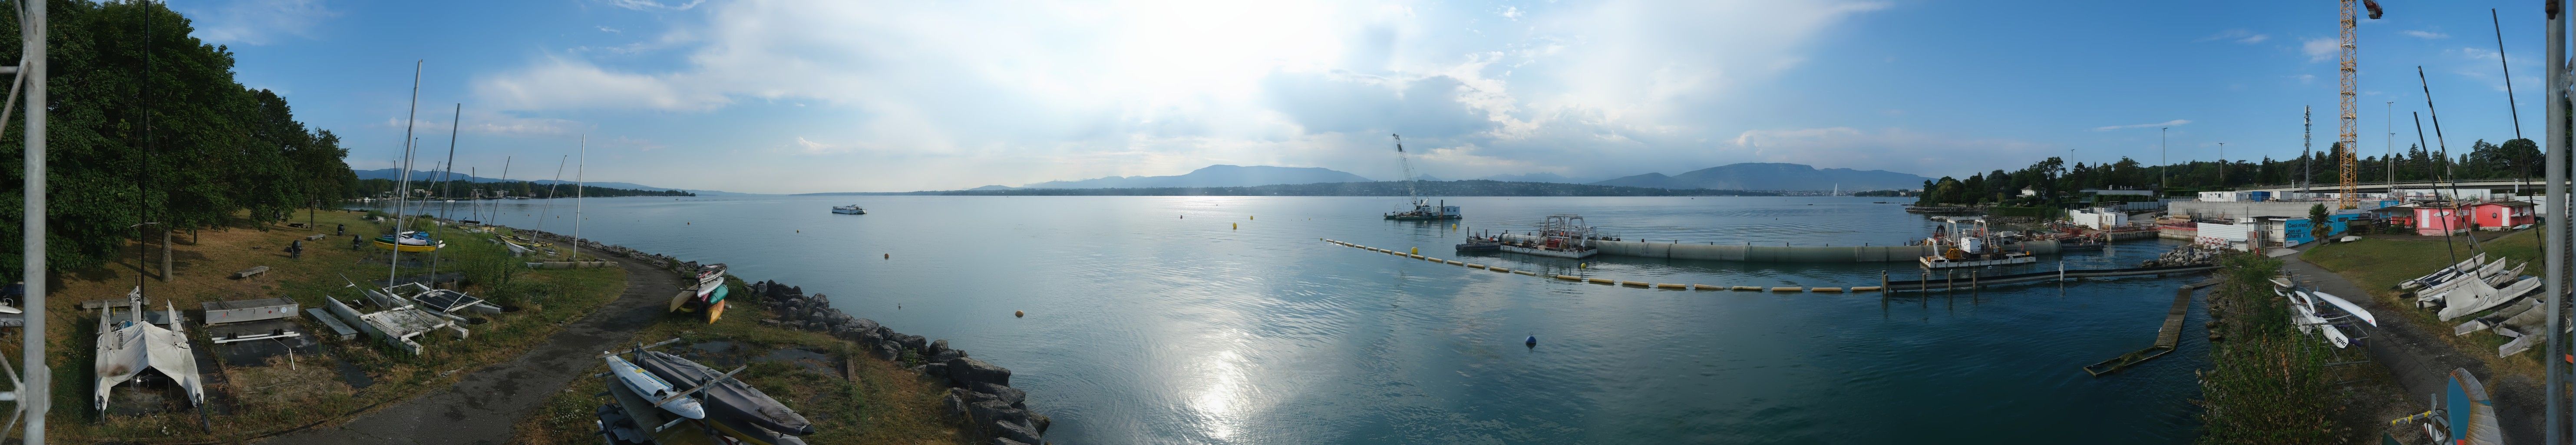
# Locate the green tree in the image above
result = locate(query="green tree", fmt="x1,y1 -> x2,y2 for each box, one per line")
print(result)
2306,204 -> 2329,242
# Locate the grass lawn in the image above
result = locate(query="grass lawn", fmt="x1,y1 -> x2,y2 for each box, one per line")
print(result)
2299,228 -> 2547,382
18,208 -> 632,442
512,277 -> 963,445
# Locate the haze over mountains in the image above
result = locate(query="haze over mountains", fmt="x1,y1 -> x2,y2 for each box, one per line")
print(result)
976,163 -> 1925,192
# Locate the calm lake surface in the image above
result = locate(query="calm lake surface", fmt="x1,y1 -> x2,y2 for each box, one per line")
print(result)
378,195 -> 2206,444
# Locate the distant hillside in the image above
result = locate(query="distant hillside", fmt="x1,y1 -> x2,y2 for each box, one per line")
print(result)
1020,165 -> 1375,189
353,168 -> 740,195
1589,163 -> 1927,191
968,185 -> 1016,191
797,180 -> 1782,197
1479,172 -> 1590,183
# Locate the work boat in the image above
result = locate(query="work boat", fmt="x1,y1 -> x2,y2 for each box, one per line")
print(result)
1919,216 -> 2035,269
373,230 -> 444,252
1384,199 -> 1461,221
1501,214 -> 1600,259
832,205 -> 865,215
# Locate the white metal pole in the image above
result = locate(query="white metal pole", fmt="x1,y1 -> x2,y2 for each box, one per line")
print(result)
21,0 -> 48,439
2545,1 -> 2567,443
574,136 -> 584,259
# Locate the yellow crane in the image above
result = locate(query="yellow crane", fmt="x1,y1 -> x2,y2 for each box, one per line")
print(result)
2338,0 -> 2384,209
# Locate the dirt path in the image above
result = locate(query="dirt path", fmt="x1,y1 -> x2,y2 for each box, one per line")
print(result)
257,252 -> 678,445
2279,256 -> 2546,443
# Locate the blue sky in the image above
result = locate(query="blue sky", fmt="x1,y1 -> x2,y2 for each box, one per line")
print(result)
173,0 -> 2549,193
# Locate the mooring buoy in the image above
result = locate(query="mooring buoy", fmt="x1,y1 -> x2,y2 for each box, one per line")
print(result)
884,253 -> 890,259
1525,335 -> 1538,346
1015,310 -> 1025,318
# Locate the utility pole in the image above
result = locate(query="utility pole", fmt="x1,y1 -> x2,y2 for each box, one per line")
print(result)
2304,106 -> 2313,192
2217,142 -> 2227,186
2160,127 -> 2169,194
20,0 -> 51,439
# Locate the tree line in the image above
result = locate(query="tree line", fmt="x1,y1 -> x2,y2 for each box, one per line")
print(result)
352,179 -> 693,199
1915,138 -> 2539,207
809,180 -> 1787,197
0,2 -> 359,276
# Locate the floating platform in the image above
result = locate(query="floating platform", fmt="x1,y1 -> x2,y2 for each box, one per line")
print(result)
2084,285 -> 2196,377
1882,265 -> 2218,293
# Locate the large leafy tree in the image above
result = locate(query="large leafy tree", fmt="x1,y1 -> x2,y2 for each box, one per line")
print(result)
0,0 -> 352,277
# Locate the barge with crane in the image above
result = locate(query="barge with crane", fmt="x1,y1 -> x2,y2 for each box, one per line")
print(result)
1382,134 -> 1462,220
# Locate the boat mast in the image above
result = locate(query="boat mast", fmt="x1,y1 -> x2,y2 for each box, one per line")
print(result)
1393,134 -> 1420,207
389,61 -> 424,286
538,155 -> 565,237
432,103 -> 460,277
575,136 -> 585,260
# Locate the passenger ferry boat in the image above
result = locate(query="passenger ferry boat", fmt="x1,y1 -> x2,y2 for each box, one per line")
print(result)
832,205 -> 866,215
1501,214 -> 1600,259
1919,216 -> 2036,269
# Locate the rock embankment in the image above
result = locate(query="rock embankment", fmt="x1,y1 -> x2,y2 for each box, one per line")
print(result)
750,280 -> 1051,445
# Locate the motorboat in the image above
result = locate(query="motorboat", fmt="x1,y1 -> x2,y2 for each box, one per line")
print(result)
832,205 -> 865,215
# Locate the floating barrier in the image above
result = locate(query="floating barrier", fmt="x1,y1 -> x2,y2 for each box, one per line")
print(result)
1329,240 -> 1875,294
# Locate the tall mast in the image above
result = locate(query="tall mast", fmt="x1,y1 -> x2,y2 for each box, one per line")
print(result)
538,155 -> 565,236
388,61 -> 423,285
20,0 -> 51,437
574,136 -> 586,260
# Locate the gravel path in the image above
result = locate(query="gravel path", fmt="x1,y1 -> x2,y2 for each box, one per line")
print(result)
2280,255 -> 2546,443
258,251 -> 679,445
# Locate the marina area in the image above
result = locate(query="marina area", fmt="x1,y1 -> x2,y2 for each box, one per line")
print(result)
411,194 -> 2216,444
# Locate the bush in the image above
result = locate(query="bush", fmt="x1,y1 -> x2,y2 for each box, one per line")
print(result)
2196,252 -> 2338,444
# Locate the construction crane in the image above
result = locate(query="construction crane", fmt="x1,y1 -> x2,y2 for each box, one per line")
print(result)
2338,0 -> 2384,209
1393,134 -> 1420,207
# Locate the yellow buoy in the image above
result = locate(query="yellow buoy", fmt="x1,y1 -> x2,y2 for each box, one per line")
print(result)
1250,216 -> 1255,220
1233,223 -> 1239,229
1014,310 -> 1024,318
1410,247 -> 1419,255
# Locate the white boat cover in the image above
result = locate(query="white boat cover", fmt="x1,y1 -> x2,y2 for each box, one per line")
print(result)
93,287 -> 204,412
2438,277 -> 2541,321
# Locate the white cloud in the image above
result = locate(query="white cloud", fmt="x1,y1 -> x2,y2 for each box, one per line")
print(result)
178,0 -> 336,46
605,0 -> 706,11
2303,37 -> 2340,63
2401,30 -> 2448,39
598,26 -> 623,34
477,0 -> 1893,190
2197,29 -> 2267,44
1729,127 -> 2058,177
2090,120 -> 2190,132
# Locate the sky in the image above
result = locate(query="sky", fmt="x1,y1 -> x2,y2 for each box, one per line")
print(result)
172,0 -> 2554,193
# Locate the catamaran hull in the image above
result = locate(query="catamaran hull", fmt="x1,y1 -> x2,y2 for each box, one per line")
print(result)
636,351 -> 817,436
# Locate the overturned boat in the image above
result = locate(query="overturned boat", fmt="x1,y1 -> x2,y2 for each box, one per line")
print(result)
94,287 -> 205,412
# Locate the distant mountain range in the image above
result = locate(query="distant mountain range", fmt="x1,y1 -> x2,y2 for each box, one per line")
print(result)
1589,163 -> 1928,191
1017,165 -> 1375,189
964,162 -> 1922,193
353,168 -> 739,195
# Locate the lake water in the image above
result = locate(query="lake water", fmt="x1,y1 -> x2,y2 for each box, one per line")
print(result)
373,195 -> 2206,444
